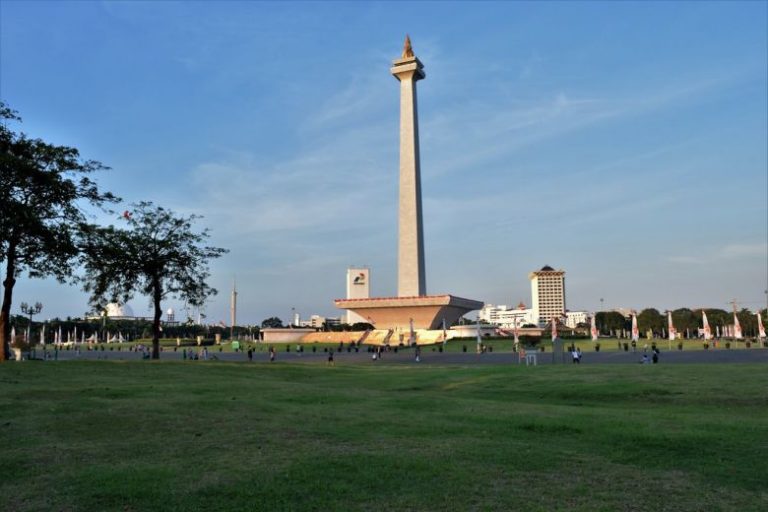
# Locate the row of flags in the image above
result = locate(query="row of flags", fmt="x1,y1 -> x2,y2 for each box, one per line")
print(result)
502,310 -> 766,342
633,310 -> 764,341
558,310 -> 764,342
9,325 -> 130,345
491,308 -> 765,344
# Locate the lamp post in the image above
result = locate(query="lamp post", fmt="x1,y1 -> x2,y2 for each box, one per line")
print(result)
20,301 -> 43,344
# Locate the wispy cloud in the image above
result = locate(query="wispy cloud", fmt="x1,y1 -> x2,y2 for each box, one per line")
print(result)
667,243 -> 768,265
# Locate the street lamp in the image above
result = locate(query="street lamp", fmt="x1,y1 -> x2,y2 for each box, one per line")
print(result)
20,301 -> 43,344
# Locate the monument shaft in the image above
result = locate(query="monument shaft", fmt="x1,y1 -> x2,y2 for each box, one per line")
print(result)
334,37 -> 484,331
392,39 -> 426,297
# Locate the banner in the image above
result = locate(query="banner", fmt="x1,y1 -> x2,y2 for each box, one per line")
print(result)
667,311 -> 676,341
590,314 -> 598,341
631,314 -> 639,342
733,312 -> 743,339
702,310 -> 712,340
758,312 -> 766,339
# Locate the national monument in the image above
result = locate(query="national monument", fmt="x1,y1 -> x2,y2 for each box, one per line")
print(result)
335,37 -> 483,333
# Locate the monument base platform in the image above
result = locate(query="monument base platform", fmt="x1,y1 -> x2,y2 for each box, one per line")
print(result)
335,294 -> 483,331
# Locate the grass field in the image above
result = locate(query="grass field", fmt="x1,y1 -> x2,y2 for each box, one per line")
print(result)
1,361 -> 767,511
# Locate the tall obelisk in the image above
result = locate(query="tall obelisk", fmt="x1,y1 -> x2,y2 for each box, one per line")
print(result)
391,35 -> 426,297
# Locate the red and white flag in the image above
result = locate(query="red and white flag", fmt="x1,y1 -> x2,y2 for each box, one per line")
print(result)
757,312 -> 766,339
702,310 -> 712,340
733,312 -> 743,339
631,313 -> 639,342
590,314 -> 598,341
667,311 -> 676,341
551,316 -> 558,341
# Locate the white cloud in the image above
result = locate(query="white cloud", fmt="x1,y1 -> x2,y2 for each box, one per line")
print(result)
667,243 -> 767,265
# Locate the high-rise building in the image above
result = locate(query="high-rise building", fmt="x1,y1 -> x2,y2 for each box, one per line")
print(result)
530,265 -> 566,326
345,267 -> 370,324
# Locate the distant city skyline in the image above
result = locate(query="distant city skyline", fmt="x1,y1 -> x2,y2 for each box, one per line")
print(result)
2,1 -> 766,324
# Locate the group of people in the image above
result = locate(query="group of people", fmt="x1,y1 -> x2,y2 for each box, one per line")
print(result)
570,347 -> 583,364
182,347 -> 209,360
641,347 -> 661,364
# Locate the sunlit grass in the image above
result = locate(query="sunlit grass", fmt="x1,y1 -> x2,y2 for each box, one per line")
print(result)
1,361 -> 766,511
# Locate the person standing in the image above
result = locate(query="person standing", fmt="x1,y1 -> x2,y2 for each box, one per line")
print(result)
327,349 -> 335,366
269,346 -> 275,362
247,348 -> 253,362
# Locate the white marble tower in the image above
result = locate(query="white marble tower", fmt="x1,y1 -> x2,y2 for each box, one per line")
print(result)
391,35 -> 426,297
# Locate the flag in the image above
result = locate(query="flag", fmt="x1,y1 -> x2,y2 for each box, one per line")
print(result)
733,312 -> 743,339
409,318 -> 416,345
758,312 -> 766,339
10,327 -> 15,343
40,325 -> 45,346
441,318 -> 447,344
476,318 -> 482,350
702,310 -> 711,340
631,313 -> 639,342
716,325 -> 720,338
551,316 -> 558,341
513,319 -> 520,344
590,314 -> 598,341
668,311 -> 676,341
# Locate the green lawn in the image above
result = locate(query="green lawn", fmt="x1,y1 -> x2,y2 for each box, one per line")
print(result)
1,361 -> 766,511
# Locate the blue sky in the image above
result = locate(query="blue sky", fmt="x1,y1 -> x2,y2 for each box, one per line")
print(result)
2,1 -> 766,324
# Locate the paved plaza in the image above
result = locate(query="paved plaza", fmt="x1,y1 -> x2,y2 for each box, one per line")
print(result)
39,345 -> 768,366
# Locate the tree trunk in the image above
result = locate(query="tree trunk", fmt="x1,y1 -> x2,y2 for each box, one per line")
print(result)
152,274 -> 162,360
0,244 -> 18,362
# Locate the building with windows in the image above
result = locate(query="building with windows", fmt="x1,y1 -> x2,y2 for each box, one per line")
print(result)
565,310 -> 588,328
530,265 -> 566,326
299,315 -> 342,329
478,302 -> 537,328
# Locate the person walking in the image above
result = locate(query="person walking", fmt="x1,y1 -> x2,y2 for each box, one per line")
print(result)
247,348 -> 253,362
327,349 -> 335,366
269,346 -> 276,362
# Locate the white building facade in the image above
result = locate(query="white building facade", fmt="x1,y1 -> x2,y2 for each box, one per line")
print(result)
479,303 -> 537,328
565,311 -> 588,328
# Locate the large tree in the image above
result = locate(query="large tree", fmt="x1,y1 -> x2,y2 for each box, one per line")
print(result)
79,202 -> 227,359
637,308 -> 665,335
0,102 -> 118,361
595,311 -> 627,335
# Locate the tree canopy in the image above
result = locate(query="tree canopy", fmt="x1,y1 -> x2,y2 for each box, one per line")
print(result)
79,202 -> 227,359
261,317 -> 284,328
0,101 -> 118,360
